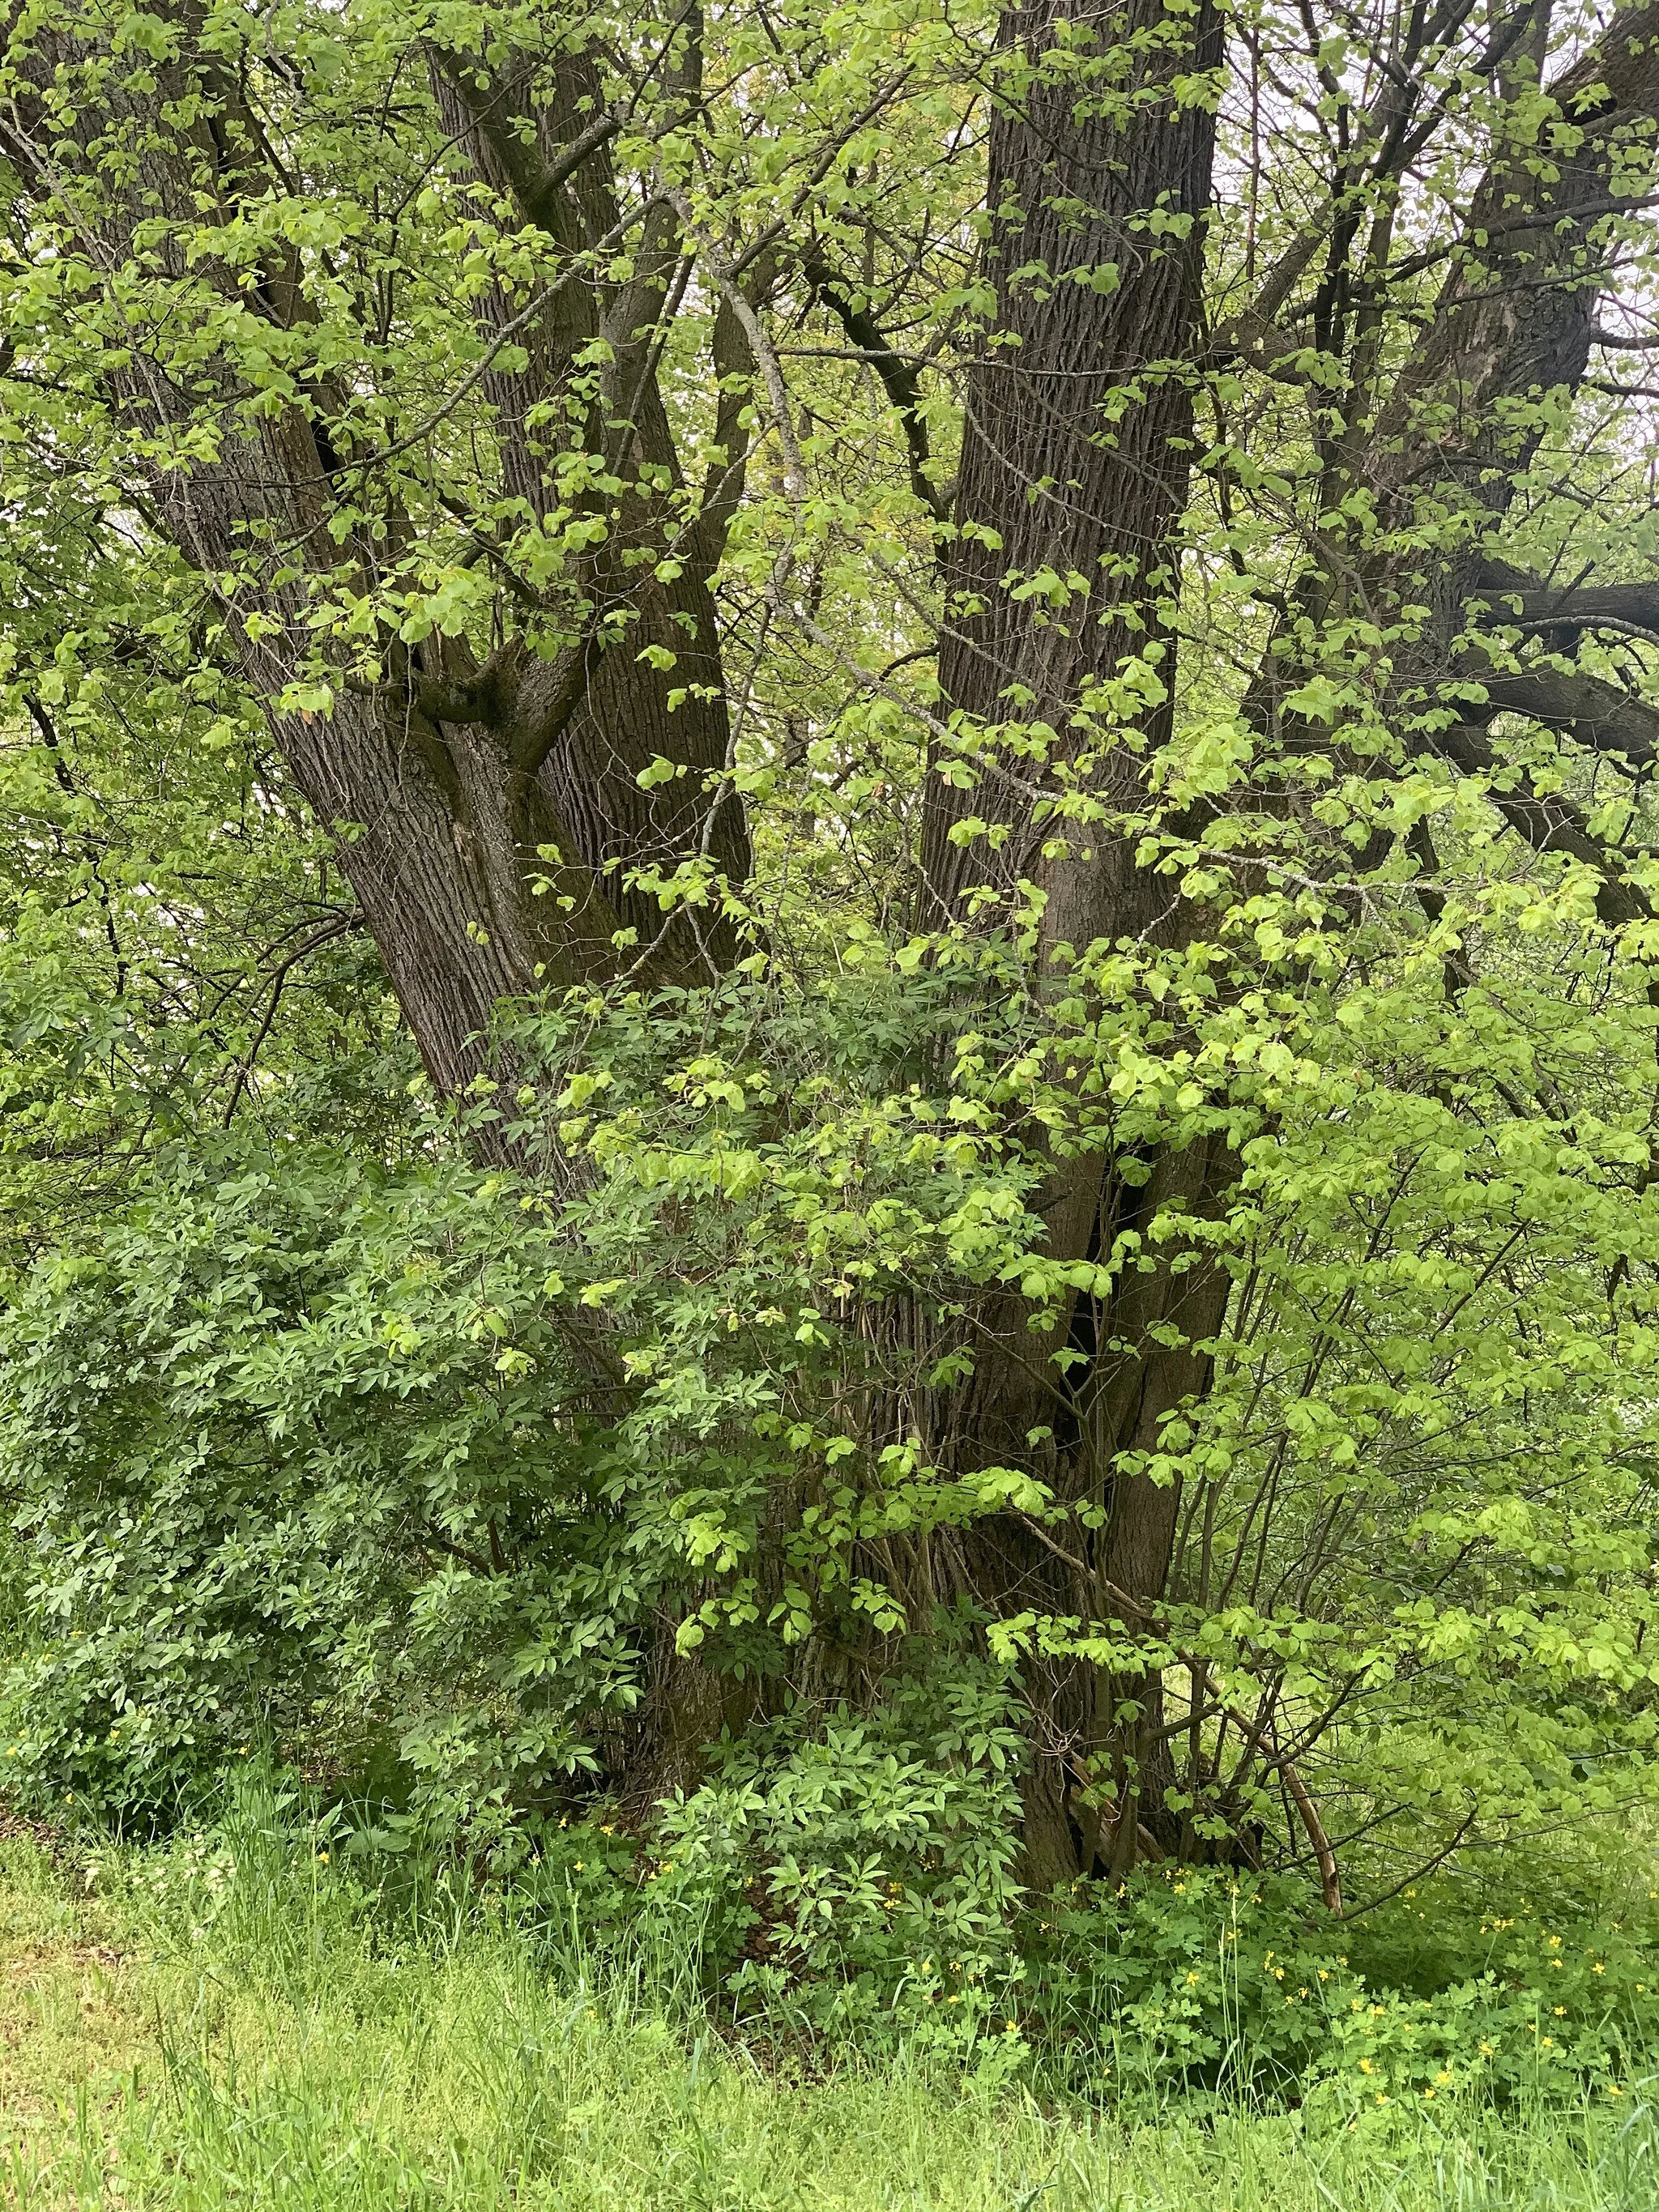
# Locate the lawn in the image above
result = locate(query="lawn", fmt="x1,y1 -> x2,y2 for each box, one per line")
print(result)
1,1834 -> 1655,2211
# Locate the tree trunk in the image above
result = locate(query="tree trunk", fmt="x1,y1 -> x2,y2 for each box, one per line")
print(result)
923,0 -> 1225,1878
924,0 -> 1659,1882
0,4 -> 753,1127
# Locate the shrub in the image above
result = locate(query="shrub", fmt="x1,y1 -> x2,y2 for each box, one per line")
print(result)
0,1142 -> 629,1831
642,1651 -> 1026,2050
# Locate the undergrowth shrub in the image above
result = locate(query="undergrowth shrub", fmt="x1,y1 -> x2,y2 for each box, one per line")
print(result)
6,973 -> 1659,2120
0,975 -> 1047,1839
1021,1865 -> 1659,2114
68,1759 -> 1659,2120
642,1655 -> 1026,2048
0,1144 -> 620,1831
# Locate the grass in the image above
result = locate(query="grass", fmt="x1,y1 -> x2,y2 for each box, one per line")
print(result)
2,1818 -> 1658,2209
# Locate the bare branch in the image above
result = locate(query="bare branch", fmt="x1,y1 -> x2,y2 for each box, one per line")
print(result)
1279,1748 -> 1344,1915
222,915 -> 361,1126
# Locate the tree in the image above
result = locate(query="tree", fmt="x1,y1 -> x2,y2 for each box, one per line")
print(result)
5,0 -> 1659,1893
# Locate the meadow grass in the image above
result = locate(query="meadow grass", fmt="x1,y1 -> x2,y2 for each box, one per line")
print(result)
2,1824 -> 1658,2210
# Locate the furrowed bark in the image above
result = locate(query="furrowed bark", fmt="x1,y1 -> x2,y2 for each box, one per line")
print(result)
0,2 -> 752,1128
927,0 -> 1221,959
428,41 -> 752,978
927,0 -> 1659,1882
919,0 -> 1225,1882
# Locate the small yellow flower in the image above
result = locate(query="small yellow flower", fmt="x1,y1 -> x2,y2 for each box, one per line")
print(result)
1554,2006 -> 1567,2017
1359,2059 -> 1374,2074
1610,2085 -> 1625,2098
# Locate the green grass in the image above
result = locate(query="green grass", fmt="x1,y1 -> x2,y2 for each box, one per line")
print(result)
2,1827 -> 1658,2210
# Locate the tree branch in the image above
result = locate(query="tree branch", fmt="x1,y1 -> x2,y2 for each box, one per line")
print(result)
412,624 -> 597,784
1431,720 -> 1649,928
1475,563 -> 1659,646
1508,589 -> 1659,632
508,635 -> 599,783
426,47 -> 621,238
804,257 -> 948,522
697,271 -> 770,567
1477,664 -> 1659,769
221,915 -> 361,1126
1278,1745 -> 1344,1915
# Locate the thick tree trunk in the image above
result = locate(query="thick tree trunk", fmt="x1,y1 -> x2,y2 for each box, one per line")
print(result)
923,0 -> 1225,1879
928,0 -> 1220,956
428,48 -> 752,982
0,4 -> 752,1122
929,0 -> 1659,1882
